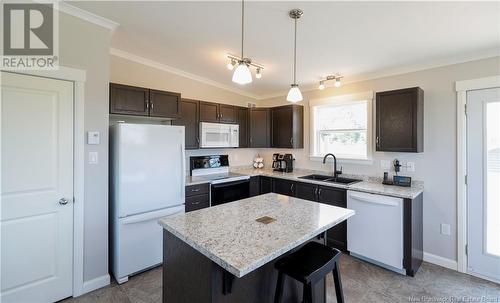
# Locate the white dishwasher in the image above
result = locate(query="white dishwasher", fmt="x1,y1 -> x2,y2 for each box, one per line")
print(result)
347,190 -> 405,274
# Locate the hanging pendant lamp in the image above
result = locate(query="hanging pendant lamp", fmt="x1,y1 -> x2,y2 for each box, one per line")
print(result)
286,9 -> 303,103
232,0 -> 252,85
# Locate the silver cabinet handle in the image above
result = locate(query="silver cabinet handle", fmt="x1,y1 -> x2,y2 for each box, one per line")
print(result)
145,100 -> 149,109
191,188 -> 200,192
151,102 -> 154,110
318,188 -> 322,199
376,136 -> 380,147
59,198 -> 69,205
290,137 -> 294,146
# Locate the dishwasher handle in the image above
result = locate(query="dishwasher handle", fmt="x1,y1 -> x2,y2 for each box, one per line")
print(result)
348,191 -> 401,207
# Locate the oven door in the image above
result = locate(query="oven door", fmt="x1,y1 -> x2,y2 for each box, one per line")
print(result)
211,179 -> 250,206
200,122 -> 231,148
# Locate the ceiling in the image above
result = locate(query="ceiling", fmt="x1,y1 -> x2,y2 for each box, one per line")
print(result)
71,1 -> 500,99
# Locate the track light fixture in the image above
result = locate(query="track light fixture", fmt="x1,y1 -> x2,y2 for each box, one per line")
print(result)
318,74 -> 343,90
227,0 -> 264,84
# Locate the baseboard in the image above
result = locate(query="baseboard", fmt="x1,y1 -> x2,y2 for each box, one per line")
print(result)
423,251 -> 458,271
81,274 -> 110,295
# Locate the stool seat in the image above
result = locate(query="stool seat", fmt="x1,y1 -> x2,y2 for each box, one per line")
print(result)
275,242 -> 341,285
274,241 -> 345,303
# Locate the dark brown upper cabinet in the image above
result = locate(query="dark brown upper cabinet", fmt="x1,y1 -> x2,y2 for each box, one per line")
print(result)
109,83 -> 149,116
271,105 -> 304,149
237,107 -> 249,148
172,99 -> 199,150
199,102 -> 238,124
149,89 -> 181,118
249,108 -> 271,148
219,104 -> 238,124
109,83 -> 181,119
199,102 -> 219,123
376,87 -> 424,153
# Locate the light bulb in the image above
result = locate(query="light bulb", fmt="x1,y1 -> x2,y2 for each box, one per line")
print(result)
232,62 -> 253,85
318,81 -> 325,90
227,61 -> 235,70
255,68 -> 262,79
286,84 -> 303,103
334,78 -> 342,87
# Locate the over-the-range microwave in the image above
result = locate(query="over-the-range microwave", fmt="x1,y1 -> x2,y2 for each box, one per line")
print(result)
200,122 -> 239,148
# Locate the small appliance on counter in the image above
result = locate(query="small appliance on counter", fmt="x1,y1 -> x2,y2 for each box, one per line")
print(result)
382,159 -> 412,187
272,153 -> 294,173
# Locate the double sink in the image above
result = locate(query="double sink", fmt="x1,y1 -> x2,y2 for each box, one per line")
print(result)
298,174 -> 361,185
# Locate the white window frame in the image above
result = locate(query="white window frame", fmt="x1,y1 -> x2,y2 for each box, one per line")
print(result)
309,91 -> 374,165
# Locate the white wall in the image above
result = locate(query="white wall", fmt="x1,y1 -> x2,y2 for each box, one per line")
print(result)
258,56 -> 500,262
59,13 -> 111,283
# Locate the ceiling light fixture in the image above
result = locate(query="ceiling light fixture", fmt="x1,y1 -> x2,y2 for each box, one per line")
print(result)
318,74 -> 343,90
227,0 -> 263,85
287,9 -> 303,103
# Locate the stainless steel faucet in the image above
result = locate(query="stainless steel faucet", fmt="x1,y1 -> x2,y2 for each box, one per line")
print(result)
322,153 -> 342,179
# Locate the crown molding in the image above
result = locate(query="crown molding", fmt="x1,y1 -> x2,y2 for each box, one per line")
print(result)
110,48 -> 261,100
258,50 -> 500,100
58,2 -> 119,32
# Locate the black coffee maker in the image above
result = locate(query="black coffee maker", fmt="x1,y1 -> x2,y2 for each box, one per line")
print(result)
272,153 -> 294,173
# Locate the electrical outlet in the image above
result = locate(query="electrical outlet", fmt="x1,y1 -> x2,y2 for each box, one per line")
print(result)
407,162 -> 415,172
380,160 -> 391,169
441,223 -> 451,236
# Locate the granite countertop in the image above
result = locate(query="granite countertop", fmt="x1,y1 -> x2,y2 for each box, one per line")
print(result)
158,193 -> 354,278
231,167 -> 424,200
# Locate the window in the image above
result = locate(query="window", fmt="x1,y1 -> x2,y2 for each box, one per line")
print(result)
310,92 -> 373,161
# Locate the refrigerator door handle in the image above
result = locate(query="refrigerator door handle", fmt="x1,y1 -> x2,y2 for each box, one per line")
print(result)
121,205 -> 184,225
181,143 -> 186,191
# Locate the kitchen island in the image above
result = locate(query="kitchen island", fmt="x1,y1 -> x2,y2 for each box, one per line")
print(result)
158,193 -> 355,303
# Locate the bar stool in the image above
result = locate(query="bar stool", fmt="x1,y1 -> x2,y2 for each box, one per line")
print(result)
274,241 -> 344,303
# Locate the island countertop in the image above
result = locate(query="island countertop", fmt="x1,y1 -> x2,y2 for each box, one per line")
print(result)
158,193 -> 355,278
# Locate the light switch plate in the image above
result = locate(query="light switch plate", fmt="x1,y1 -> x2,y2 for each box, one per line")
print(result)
89,152 -> 98,164
441,223 -> 451,236
87,131 -> 100,145
380,160 -> 391,169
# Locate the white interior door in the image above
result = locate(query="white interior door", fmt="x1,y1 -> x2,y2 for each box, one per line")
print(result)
467,87 -> 500,282
1,72 -> 74,302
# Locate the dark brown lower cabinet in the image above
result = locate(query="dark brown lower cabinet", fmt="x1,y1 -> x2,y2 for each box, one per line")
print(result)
185,183 -> 209,212
260,176 -> 272,194
294,181 -> 347,251
317,186 -> 347,251
249,176 -> 260,197
272,178 -> 296,197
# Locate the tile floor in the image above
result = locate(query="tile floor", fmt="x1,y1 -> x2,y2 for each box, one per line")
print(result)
62,255 -> 500,303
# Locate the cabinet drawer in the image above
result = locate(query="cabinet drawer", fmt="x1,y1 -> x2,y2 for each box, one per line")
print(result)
185,194 -> 209,212
185,183 -> 209,197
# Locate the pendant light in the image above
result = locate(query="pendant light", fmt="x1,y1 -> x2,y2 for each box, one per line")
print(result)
230,0 -> 260,85
287,9 -> 303,103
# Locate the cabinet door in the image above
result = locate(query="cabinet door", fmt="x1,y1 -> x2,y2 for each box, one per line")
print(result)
317,186 -> 347,251
219,104 -> 237,124
295,182 -> 317,201
271,105 -> 304,148
260,176 -> 272,194
199,102 -> 219,123
237,107 -> 249,148
272,178 -> 295,197
376,87 -> 423,152
172,99 -> 199,149
109,83 -> 149,116
249,108 -> 271,148
272,106 -> 293,148
149,89 -> 181,118
249,176 -> 260,197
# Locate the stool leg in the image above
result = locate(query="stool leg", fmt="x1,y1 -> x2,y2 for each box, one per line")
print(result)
302,283 -> 313,303
332,262 -> 345,303
274,272 -> 285,303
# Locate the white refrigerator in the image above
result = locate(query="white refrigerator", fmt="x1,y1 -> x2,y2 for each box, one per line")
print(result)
110,123 -> 185,284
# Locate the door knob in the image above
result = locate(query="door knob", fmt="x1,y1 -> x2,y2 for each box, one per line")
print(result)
59,198 -> 69,205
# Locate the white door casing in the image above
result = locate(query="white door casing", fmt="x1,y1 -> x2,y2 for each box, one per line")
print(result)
1,72 -> 74,302
466,87 -> 500,283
